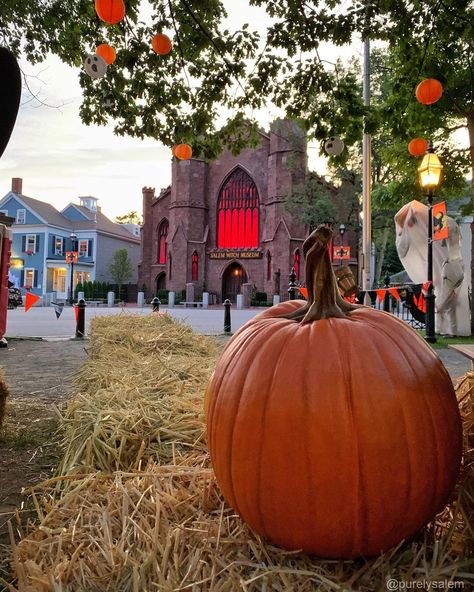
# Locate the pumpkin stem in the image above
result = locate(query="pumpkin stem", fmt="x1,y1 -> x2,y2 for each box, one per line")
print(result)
282,225 -> 359,323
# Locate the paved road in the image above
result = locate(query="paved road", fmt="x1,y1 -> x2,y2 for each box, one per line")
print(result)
4,305 -> 471,381
5,304 -> 259,338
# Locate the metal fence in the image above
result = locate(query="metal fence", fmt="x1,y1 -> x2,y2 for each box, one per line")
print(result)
280,284 -> 426,330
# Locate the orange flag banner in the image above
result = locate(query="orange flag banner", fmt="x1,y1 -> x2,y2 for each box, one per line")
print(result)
432,202 -> 448,241
414,293 -> 427,313
376,289 -> 386,303
297,287 -> 308,299
74,305 -> 79,322
332,246 -> 351,260
422,281 -> 432,295
25,292 -> 40,312
388,288 -> 401,301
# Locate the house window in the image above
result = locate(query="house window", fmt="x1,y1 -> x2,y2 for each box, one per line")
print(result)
294,249 -> 301,281
217,168 -> 259,249
267,251 -> 272,281
54,236 -> 64,255
158,219 -> 168,264
16,209 -> 26,224
23,234 -> 37,254
23,268 -> 36,288
79,240 -> 89,257
191,251 -> 198,281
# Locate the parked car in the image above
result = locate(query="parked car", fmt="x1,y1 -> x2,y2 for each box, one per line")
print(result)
8,286 -> 23,309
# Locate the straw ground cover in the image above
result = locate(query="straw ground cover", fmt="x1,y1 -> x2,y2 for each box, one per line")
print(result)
3,313 -> 473,591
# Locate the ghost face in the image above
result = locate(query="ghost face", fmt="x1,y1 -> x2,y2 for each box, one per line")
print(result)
84,54 -> 108,79
324,136 -> 345,156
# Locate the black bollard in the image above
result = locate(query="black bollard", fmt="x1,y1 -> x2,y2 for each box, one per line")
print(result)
151,297 -> 161,312
224,299 -> 231,334
76,298 -> 86,338
288,267 -> 297,300
383,271 -> 391,313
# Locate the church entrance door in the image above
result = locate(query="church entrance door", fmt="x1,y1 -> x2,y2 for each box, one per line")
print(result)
222,262 -> 247,303
156,273 -> 166,294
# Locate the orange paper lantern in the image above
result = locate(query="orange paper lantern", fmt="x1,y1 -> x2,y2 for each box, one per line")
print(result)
415,79 -> 443,105
96,43 -> 116,65
95,0 -> 125,25
152,34 -> 172,55
408,138 -> 428,157
173,144 -> 192,160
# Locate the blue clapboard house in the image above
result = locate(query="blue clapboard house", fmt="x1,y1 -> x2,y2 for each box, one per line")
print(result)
0,178 -> 140,301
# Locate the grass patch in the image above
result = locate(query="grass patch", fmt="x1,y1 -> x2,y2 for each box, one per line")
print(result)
417,331 -> 474,349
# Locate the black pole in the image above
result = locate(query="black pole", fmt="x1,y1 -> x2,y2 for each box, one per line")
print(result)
383,271 -> 390,313
288,267 -> 297,300
151,297 -> 160,312
69,259 -> 74,306
425,189 -> 437,343
224,299 -> 231,333
76,298 -> 86,338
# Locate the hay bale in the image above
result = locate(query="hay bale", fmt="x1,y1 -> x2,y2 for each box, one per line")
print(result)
57,313 -> 218,476
0,367 -> 10,429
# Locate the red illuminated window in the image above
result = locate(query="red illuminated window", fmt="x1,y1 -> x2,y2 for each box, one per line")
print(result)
267,251 -> 271,281
158,219 -> 168,264
217,168 -> 259,249
191,251 -> 198,281
294,249 -> 301,281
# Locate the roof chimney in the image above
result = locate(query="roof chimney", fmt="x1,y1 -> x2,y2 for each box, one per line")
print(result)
12,178 -> 23,194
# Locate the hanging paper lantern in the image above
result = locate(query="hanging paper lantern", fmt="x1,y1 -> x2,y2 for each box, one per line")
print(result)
408,138 -> 428,157
95,0 -> 125,25
152,33 -> 172,55
415,79 -> 443,105
84,54 -> 108,79
96,43 -> 116,65
174,144 -> 192,160
324,136 -> 345,156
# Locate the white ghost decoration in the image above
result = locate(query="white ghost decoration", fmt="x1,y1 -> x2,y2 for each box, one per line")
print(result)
324,136 -> 345,156
84,54 -> 108,79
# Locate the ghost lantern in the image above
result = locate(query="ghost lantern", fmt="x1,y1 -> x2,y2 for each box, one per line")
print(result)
324,136 -> 345,156
84,54 -> 108,80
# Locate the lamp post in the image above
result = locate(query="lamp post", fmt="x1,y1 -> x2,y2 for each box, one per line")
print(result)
338,223 -> 346,266
417,144 -> 443,343
69,232 -> 77,306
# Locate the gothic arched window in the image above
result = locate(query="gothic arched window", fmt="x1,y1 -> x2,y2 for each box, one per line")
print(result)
217,168 -> 259,249
158,219 -> 169,264
191,251 -> 198,281
294,249 -> 301,281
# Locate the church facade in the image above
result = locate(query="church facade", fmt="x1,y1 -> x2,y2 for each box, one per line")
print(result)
138,120 -> 358,303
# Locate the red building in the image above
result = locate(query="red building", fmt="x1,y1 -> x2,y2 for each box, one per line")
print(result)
139,120 -> 358,302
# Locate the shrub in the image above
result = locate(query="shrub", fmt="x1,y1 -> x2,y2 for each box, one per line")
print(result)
255,291 -> 268,302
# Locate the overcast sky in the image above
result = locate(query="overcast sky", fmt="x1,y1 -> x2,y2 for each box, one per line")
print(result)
0,2 -> 466,222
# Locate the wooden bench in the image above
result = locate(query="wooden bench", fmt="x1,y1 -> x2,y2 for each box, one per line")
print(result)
182,301 -> 203,308
448,344 -> 474,368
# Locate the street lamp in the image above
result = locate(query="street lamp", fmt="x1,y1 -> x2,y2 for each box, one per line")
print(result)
338,223 -> 346,266
69,232 -> 77,306
417,144 -> 443,343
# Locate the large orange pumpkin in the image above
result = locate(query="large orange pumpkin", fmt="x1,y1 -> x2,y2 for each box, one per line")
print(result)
152,33 -> 172,55
408,137 -> 428,156
173,143 -> 192,160
95,0 -> 125,25
96,43 -> 116,65
206,225 -> 462,558
415,78 -> 443,105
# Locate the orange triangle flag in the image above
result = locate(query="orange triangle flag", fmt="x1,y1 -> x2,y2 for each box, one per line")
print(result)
376,289 -> 386,303
388,288 -> 401,301
298,287 -> 308,299
25,292 -> 41,312
74,305 -> 79,322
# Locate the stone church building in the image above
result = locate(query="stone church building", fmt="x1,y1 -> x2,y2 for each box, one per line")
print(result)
139,120 -> 358,303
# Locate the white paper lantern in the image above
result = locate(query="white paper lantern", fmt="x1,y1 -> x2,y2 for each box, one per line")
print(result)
84,54 -> 108,80
324,136 -> 345,156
